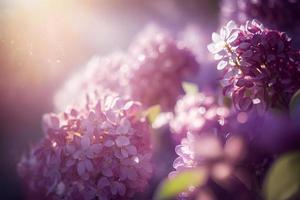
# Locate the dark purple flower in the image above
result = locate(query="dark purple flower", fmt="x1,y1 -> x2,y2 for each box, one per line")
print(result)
127,24 -> 200,111
208,20 -> 300,112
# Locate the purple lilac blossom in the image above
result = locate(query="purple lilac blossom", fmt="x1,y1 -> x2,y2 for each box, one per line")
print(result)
208,20 -> 300,112
127,24 -> 200,111
18,94 -> 152,200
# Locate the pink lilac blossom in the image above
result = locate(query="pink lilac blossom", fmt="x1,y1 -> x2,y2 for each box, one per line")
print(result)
208,20 -> 300,112
170,92 -> 231,140
18,94 -> 152,200
54,53 -> 130,111
127,24 -> 200,111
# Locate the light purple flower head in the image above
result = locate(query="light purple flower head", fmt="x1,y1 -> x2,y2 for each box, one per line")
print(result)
18,94 -> 153,200
170,92 -> 231,141
127,24 -> 200,111
208,20 -> 300,112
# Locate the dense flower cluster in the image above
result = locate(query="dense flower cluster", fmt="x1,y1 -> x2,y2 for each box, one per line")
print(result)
127,25 -> 199,111
18,94 -> 152,200
208,20 -> 300,111
170,92 -> 231,140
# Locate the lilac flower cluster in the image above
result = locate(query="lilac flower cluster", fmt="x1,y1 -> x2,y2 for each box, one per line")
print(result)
18,94 -> 152,200
170,92 -> 231,140
127,25 -> 199,111
54,25 -> 200,112
208,20 -> 300,111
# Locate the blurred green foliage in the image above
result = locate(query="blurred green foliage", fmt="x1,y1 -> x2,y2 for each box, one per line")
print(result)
263,151 -> 300,200
154,168 -> 207,200
145,105 -> 161,126
182,82 -> 199,95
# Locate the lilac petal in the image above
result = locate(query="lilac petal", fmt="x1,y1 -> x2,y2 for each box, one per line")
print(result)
88,111 -> 96,121
85,159 -> 94,172
226,20 -> 236,32
217,60 -> 228,70
66,145 -> 76,154
117,182 -> 126,196
242,50 -> 253,58
220,27 -> 228,39
214,53 -> 224,60
110,182 -> 118,195
77,161 -> 86,176
102,168 -> 113,177
227,31 -> 239,43
175,145 -> 190,158
121,148 -> 129,158
116,119 -> 131,134
212,32 -> 222,43
126,145 -> 137,155
90,144 -> 102,153
115,136 -> 130,147
173,157 -> 185,169
73,150 -> 82,159
124,101 -> 141,116
97,177 -> 110,188
239,42 -> 251,49
104,139 -> 115,147
81,136 -> 91,149
207,43 -> 223,54
127,167 -> 138,180
111,97 -> 125,110
66,159 -> 75,167
106,110 -> 118,123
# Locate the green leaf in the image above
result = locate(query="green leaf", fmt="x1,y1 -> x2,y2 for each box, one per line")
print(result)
263,151 -> 300,200
182,82 -> 198,95
154,168 -> 207,200
290,89 -> 300,114
144,105 -> 161,125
